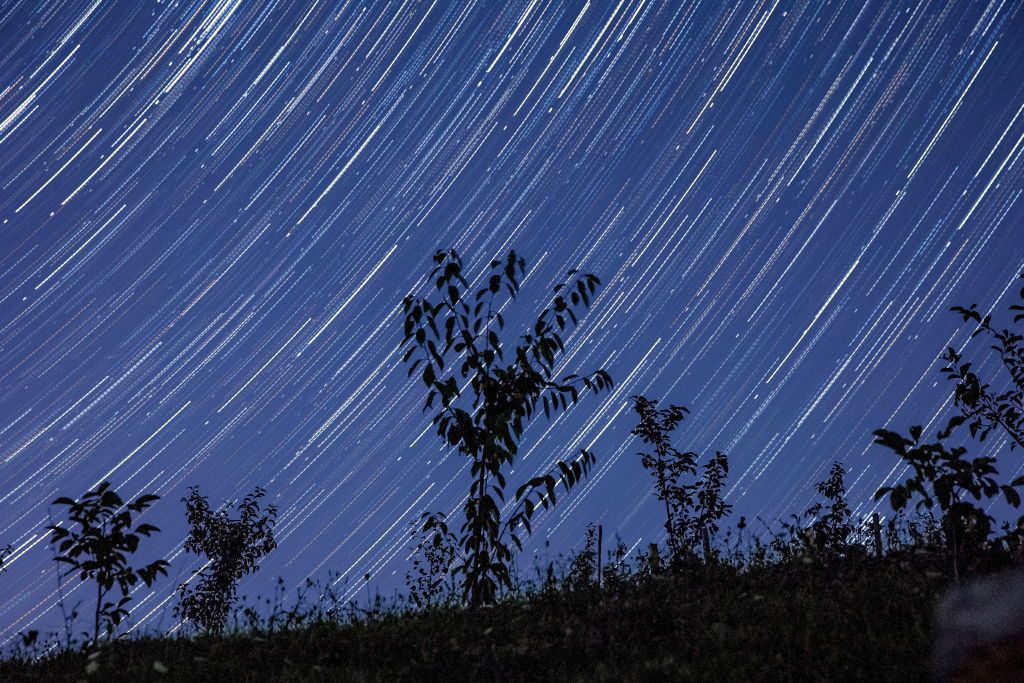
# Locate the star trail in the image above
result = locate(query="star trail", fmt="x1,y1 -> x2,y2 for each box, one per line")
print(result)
0,0 -> 1022,640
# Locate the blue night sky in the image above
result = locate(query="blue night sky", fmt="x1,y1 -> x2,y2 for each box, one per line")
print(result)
0,0 -> 1022,639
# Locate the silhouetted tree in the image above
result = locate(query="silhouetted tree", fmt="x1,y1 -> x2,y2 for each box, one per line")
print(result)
401,249 -> 612,606
176,486 -> 277,632
943,273 -> 1024,451
46,482 -> 168,646
631,396 -> 693,561
631,395 -> 731,565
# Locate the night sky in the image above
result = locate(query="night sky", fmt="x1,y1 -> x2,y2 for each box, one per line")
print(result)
1,0 -> 1023,640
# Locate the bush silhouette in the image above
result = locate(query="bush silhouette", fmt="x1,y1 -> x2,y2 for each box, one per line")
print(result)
803,462 -> 855,556
405,511 -> 458,609
46,482 -> 168,646
693,450 -> 731,561
873,277 -> 1024,576
873,418 -> 1019,578
943,273 -> 1024,450
176,486 -> 277,632
400,249 -> 612,605
630,395 -> 731,566
566,522 -> 599,589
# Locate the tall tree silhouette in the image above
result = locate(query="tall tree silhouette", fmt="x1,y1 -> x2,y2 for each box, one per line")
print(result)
401,249 -> 612,606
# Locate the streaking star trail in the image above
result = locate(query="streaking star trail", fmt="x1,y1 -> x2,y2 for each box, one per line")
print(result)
0,0 -> 1022,640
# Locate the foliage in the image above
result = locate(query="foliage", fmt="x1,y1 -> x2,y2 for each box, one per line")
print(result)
630,395 -> 731,565
405,512 -> 458,609
45,482 -> 168,646
870,277 -> 1024,574
565,523 -> 598,589
943,273 -> 1024,451
693,450 -> 731,559
176,486 -> 278,633
803,462 -> 855,556
11,260 -> 1024,681
873,417 -> 1022,576
400,248 -> 612,606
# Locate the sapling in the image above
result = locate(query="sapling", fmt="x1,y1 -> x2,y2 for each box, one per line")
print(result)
401,249 -> 612,605
46,482 -> 168,646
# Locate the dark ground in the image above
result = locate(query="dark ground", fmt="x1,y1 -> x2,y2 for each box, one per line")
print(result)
0,554 -> 965,682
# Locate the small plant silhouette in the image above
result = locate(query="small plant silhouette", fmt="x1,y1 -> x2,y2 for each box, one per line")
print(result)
630,395 -> 731,566
599,534 -> 632,590
693,450 -> 731,560
943,273 -> 1024,451
45,482 -> 168,646
803,462 -> 855,556
566,523 -> 599,589
873,417 -> 1022,578
630,396 -> 695,561
405,511 -> 458,609
401,248 -> 612,606
176,486 -> 278,632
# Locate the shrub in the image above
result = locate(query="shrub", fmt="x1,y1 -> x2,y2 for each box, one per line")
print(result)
872,277 -> 1024,575
693,450 -> 731,560
630,395 -> 731,566
176,486 -> 278,632
566,523 -> 598,589
873,418 -> 1020,577
405,511 -> 458,609
804,462 -> 855,556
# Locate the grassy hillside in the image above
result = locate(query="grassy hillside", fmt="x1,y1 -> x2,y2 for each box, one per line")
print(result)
0,552 -> 968,682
